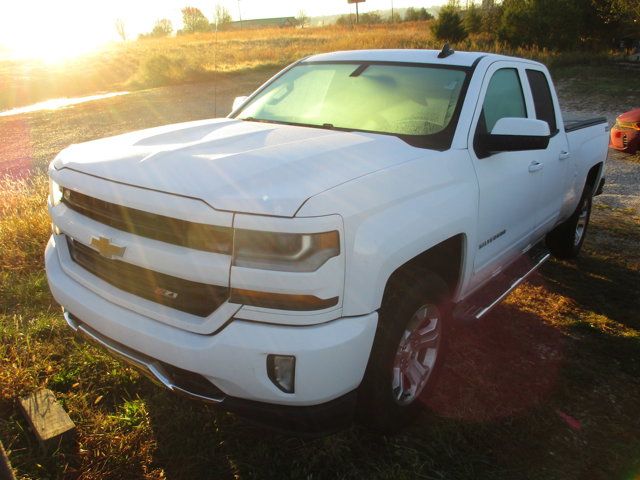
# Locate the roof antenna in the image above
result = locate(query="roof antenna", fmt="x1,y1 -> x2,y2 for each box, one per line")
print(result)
438,43 -> 455,59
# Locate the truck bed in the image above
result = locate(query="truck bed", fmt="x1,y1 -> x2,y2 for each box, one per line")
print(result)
564,116 -> 608,132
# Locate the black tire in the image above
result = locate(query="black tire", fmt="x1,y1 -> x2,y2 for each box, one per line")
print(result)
545,187 -> 592,259
357,269 -> 451,432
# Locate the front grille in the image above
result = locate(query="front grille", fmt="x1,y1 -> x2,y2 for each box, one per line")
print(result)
62,188 -> 232,254
623,134 -> 628,148
67,237 -> 228,317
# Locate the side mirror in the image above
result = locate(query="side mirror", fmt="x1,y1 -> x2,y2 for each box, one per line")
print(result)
231,95 -> 249,113
477,117 -> 550,157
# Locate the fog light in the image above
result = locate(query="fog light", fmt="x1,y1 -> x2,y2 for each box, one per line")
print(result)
267,354 -> 296,393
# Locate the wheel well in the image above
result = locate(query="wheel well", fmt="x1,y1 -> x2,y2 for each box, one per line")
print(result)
384,234 -> 464,301
585,162 -> 603,195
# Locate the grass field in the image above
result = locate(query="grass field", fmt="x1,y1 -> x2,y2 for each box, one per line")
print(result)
0,30 -> 639,479
0,22 -> 619,111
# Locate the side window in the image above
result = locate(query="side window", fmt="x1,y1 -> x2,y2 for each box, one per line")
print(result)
526,69 -> 558,134
479,68 -> 527,134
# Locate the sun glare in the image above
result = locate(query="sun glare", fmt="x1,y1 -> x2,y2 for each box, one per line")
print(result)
9,35 -> 104,64
1,3 -> 110,63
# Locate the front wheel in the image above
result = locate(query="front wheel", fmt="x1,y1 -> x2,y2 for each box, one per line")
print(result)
546,188 -> 592,259
357,270 -> 450,432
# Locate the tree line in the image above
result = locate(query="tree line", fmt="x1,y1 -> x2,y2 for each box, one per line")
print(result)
138,5 -> 312,39
432,0 -> 639,49
134,0 -> 639,50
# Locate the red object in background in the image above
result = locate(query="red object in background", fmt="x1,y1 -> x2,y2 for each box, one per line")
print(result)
610,107 -> 640,154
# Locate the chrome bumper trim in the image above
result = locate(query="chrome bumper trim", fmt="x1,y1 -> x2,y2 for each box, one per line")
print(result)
63,311 -> 225,404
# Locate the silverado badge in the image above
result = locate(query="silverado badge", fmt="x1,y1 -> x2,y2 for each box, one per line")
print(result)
89,236 -> 126,259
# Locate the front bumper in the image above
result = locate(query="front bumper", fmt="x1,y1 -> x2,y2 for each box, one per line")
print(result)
45,235 -> 378,425
610,127 -> 639,153
63,310 -> 359,433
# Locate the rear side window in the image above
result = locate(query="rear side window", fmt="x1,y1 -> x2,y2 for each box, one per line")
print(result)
480,68 -> 527,133
526,69 -> 557,134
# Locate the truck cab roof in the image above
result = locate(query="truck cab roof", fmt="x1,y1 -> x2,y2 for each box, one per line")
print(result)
304,49 -> 541,69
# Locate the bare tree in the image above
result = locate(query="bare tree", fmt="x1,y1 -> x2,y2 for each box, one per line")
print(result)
115,18 -> 127,41
214,4 -> 233,27
296,10 -> 310,28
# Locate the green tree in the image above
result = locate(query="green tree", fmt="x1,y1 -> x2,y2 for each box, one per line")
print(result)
464,2 -> 482,34
418,7 -> 434,20
181,6 -> 211,33
431,3 -> 468,43
150,18 -> 173,37
405,7 -> 419,21
498,0 -> 585,49
406,6 -> 434,21
360,11 -> 383,24
480,0 -> 502,35
336,14 -> 353,26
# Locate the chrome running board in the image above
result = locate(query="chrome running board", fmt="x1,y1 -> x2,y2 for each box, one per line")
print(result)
454,244 -> 551,322
63,311 -> 225,404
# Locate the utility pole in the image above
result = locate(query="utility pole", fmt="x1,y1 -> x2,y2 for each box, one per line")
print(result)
356,1 -> 359,24
391,0 -> 394,22
237,0 -> 243,28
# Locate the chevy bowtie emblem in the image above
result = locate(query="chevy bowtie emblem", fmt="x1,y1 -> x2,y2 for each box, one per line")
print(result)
89,236 -> 126,259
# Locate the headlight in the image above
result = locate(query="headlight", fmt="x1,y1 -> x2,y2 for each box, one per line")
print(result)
233,229 -> 339,272
49,179 -> 63,206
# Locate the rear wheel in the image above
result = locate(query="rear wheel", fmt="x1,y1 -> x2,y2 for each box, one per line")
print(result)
358,270 -> 450,432
546,187 -> 592,259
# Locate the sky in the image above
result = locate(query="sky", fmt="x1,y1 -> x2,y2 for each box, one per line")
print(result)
0,0 -> 442,60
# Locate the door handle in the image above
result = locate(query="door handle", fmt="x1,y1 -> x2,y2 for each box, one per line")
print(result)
559,150 -> 571,160
528,161 -> 544,172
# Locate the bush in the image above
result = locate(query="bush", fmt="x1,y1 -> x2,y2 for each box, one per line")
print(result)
136,55 -> 188,87
432,4 -> 468,43
405,7 -> 434,21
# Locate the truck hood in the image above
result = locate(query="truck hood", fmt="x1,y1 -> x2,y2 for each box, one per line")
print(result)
53,118 -> 424,217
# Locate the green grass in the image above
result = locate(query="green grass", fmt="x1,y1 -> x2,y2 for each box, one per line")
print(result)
553,64 -> 640,98
0,60 -> 639,479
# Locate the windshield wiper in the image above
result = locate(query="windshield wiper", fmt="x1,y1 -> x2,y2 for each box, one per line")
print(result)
241,117 -> 278,124
242,118 -> 350,132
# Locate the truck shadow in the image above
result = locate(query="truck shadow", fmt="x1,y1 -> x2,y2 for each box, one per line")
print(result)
142,269 -> 640,479
142,212 -> 640,478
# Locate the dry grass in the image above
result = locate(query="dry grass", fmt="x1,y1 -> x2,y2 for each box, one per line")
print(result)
0,23 -> 617,111
0,176 -> 50,273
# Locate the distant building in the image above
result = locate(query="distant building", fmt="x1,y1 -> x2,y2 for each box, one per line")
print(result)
226,17 -> 297,30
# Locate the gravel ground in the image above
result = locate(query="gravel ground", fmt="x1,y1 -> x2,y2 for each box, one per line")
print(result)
563,109 -> 640,217
596,150 -> 640,214
557,80 -> 640,215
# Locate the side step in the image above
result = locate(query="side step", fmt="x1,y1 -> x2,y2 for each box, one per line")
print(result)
453,243 -> 551,323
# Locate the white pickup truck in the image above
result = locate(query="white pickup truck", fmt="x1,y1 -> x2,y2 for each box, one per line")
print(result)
45,48 -> 608,432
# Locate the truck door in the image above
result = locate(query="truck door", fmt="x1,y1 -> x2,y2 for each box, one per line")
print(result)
468,63 -> 540,286
523,67 -> 570,239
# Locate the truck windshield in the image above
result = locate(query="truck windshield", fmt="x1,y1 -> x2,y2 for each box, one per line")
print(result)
234,62 -> 469,150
